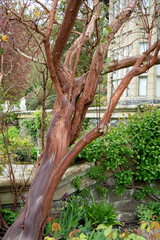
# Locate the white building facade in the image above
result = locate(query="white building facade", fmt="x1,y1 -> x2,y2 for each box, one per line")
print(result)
107,0 -> 160,105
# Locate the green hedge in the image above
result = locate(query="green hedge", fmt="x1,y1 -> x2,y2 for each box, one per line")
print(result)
77,106 -> 160,199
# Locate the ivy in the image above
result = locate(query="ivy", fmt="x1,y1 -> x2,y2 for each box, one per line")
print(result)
71,176 -> 82,192
78,137 -> 106,163
104,106 -> 160,198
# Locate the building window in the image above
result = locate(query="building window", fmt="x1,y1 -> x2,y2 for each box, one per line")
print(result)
119,0 -> 122,11
126,84 -> 130,97
122,89 -> 126,97
156,77 -> 160,97
157,65 -> 160,97
122,47 -> 127,58
123,0 -> 127,6
139,42 -> 148,54
157,65 -> 160,75
117,79 -> 121,86
113,1 -> 117,18
113,71 -> 116,79
139,76 -> 147,96
127,66 -> 132,72
128,45 -> 132,56
117,70 -> 120,79
122,68 -> 127,77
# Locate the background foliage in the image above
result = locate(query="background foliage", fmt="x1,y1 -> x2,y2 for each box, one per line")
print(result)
77,106 -> 160,201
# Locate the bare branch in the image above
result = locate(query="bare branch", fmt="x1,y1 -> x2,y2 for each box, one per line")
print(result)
102,55 -> 160,74
14,47 -> 46,65
64,0 -> 100,70
43,0 -> 63,104
0,54 -> 4,84
0,72 -> 3,84
68,24 -> 87,102
35,0 -> 50,13
51,0 -> 83,62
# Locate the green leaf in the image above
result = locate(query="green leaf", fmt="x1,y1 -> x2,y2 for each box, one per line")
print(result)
129,233 -> 146,240
112,231 -> 118,239
79,233 -> 87,239
106,26 -> 111,33
141,222 -> 147,230
104,225 -> 112,237
96,224 -> 106,230
0,48 -> 4,55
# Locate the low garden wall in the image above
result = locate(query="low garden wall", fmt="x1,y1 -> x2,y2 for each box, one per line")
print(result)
1,162 -> 158,223
0,163 -> 95,210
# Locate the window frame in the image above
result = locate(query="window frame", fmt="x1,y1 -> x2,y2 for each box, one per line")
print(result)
156,65 -> 160,97
113,1 -> 117,18
138,76 -> 148,97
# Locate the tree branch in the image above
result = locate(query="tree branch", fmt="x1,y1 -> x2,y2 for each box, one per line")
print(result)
64,0 -> 100,70
0,54 -> 4,84
102,55 -> 160,74
51,0 -> 83,62
68,24 -> 87,102
14,47 -> 46,65
43,0 -> 63,104
35,0 -> 50,13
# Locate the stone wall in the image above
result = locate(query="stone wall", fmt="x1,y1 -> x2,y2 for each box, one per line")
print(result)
0,163 -> 95,211
1,162 -> 157,224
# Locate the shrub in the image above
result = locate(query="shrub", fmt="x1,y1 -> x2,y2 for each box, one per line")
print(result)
9,135 -> 37,163
0,126 -> 19,151
103,106 -> 160,197
136,201 -> 160,222
21,110 -> 52,141
70,224 -> 146,240
0,125 -> 37,163
78,136 -> 106,163
84,192 -> 118,227
2,208 -> 18,226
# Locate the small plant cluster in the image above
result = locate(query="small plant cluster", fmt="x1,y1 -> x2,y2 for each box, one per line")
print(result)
136,201 -> 160,223
71,165 -> 110,196
43,192 -> 160,240
71,176 -> 82,192
1,208 -> 18,226
87,164 -> 109,196
0,125 -> 37,164
21,110 -> 51,141
44,223 -> 147,240
139,218 -> 160,240
44,191 -> 118,240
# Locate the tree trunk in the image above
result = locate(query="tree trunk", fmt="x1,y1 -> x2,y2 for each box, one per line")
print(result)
3,100 -> 71,239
